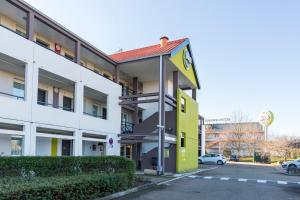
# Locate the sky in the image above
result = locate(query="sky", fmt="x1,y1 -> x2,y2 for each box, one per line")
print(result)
24,0 -> 300,136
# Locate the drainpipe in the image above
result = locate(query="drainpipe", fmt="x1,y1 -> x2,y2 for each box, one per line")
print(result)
157,55 -> 165,175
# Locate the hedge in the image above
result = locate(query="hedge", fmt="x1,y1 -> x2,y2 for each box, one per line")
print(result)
0,173 -> 130,200
0,156 -> 135,187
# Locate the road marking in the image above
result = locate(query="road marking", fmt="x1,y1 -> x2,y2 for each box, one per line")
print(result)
188,175 -> 198,178
157,167 -> 218,186
257,180 -> 267,183
277,181 -> 287,185
220,177 -> 230,180
238,178 -> 247,182
203,176 -> 213,179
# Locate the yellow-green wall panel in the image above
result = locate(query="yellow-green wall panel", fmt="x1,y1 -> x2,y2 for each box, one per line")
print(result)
176,88 -> 198,172
170,46 -> 198,88
51,138 -> 58,156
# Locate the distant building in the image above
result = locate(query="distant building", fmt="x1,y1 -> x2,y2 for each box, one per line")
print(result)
205,122 -> 264,156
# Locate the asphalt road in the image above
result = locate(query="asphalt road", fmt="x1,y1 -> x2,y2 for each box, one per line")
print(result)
118,163 -> 300,200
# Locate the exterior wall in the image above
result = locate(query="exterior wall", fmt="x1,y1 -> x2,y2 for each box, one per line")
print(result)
170,45 -> 198,88
0,25 -> 121,156
176,89 -> 198,172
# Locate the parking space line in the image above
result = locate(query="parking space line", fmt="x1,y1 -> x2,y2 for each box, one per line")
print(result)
203,176 -> 213,179
257,180 -> 267,183
220,177 -> 230,180
238,178 -> 247,182
188,175 -> 198,178
277,181 -> 287,185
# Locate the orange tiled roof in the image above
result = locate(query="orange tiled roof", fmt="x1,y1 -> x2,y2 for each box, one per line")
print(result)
110,38 -> 187,62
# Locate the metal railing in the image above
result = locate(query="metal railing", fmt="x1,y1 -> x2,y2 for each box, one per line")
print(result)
37,101 -> 74,112
83,112 -> 106,120
121,121 -> 135,134
0,91 -> 24,100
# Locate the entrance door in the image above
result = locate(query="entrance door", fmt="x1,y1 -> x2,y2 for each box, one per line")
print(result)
62,140 -> 71,156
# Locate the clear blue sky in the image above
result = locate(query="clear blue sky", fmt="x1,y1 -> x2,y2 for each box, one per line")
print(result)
24,0 -> 300,136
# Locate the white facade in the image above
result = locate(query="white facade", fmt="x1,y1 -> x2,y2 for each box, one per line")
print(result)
0,26 -> 121,156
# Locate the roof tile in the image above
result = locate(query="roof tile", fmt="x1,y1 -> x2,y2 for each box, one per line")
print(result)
110,38 -> 187,62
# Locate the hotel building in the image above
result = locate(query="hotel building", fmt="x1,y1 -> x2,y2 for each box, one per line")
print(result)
0,0 -> 200,173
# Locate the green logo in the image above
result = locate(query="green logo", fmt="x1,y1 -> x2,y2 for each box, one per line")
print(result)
183,48 -> 192,70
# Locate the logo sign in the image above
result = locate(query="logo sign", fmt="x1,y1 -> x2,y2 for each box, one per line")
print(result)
183,48 -> 192,70
259,111 -> 274,127
109,138 -> 113,145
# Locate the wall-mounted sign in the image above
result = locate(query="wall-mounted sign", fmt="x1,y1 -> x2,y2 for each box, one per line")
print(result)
183,48 -> 192,70
259,111 -> 274,127
204,118 -> 231,124
109,138 -> 113,148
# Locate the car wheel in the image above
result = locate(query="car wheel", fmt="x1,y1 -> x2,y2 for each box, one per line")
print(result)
199,159 -> 203,164
288,165 -> 297,175
217,160 -> 223,165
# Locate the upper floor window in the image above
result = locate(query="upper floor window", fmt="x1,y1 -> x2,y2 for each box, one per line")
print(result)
64,53 -> 74,61
37,89 -> 47,105
181,97 -> 186,113
36,38 -> 50,49
13,80 -> 25,99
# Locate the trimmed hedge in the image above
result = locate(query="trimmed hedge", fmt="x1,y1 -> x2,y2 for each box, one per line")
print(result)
0,156 -> 135,187
0,173 -> 130,200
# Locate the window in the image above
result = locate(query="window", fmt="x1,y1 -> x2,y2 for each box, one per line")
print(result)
13,80 -> 25,99
16,28 -> 26,37
102,107 -> 107,119
37,89 -> 47,105
64,53 -> 74,61
36,38 -> 50,48
180,132 -> 186,148
92,105 -> 99,117
63,96 -> 73,111
11,137 -> 22,156
181,97 -> 186,112
103,73 -> 110,80
80,61 -> 86,67
122,113 -> 128,122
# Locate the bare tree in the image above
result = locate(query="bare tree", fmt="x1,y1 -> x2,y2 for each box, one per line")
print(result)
268,136 -> 300,161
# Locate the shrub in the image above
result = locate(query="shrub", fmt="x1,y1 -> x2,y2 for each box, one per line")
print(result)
0,173 -> 130,200
0,156 -> 135,187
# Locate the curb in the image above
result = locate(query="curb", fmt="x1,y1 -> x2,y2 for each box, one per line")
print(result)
97,167 -> 218,200
96,182 -> 156,200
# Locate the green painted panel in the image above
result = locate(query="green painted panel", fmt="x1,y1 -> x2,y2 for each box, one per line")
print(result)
176,88 -> 198,172
170,46 -> 198,88
51,138 -> 58,156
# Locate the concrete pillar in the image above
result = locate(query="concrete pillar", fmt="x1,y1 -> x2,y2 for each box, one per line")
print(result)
173,71 -> 178,98
74,130 -> 82,156
113,66 -> 119,83
75,40 -> 81,64
133,77 -> 139,124
26,11 -> 34,41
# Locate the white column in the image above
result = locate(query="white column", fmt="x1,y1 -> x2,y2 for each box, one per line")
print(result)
74,130 -> 82,156
75,81 -> 84,127
23,122 -> 31,156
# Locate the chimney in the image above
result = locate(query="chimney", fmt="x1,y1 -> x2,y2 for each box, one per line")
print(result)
160,36 -> 169,47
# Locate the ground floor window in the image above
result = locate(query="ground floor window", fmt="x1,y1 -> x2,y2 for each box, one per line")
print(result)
120,144 -> 132,159
11,136 -> 23,156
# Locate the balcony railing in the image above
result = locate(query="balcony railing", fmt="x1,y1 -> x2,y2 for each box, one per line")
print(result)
37,101 -> 74,112
83,112 -> 106,120
121,121 -> 135,134
0,91 -> 24,100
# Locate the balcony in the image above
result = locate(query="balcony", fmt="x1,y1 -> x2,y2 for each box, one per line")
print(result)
83,86 -> 107,120
0,1 -> 27,39
0,52 -> 26,101
37,69 -> 75,112
121,121 -> 135,134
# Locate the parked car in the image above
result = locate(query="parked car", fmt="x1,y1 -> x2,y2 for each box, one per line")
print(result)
199,154 -> 227,165
230,155 -> 239,162
282,158 -> 300,174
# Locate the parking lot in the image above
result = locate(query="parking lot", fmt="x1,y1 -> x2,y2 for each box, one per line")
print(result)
118,163 -> 300,200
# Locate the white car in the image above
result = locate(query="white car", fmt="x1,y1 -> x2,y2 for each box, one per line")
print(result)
199,154 -> 227,165
282,158 -> 300,174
